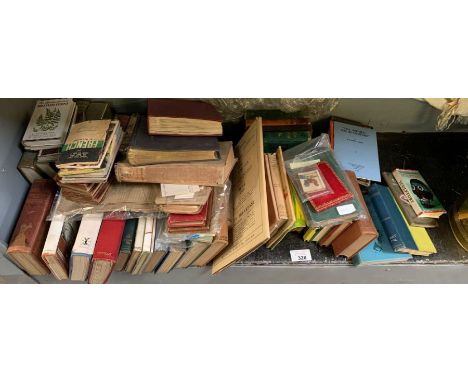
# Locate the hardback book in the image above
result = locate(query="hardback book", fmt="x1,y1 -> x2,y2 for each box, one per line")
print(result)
331,120 -> 381,182
119,113 -> 140,153
127,116 -> 220,165
266,148 -> 297,249
268,153 -> 288,222
264,154 -> 282,236
88,219 -> 126,284
245,110 -> 311,130
6,179 -> 57,276
353,195 -> 412,265
307,161 -> 353,212
312,224 -> 336,243
176,240 -> 212,269
449,205 -> 468,251
212,118 -> 270,274
144,250 -> 167,273
192,222 -> 229,267
318,221 -> 352,247
115,141 -> 236,187
156,246 -> 187,273
148,99 -> 222,136
17,151 -> 45,183
59,180 -> 111,204
22,99 -> 77,150
392,169 -> 446,218
125,216 -> 146,273
382,172 -> 438,228
302,227 -> 318,242
167,197 -> 212,229
392,197 -> 437,256
69,213 -> 104,281
132,217 -> 156,275
115,218 -> 139,271
41,215 -> 78,280
84,101 -> 113,121
331,171 -> 378,259
368,184 -> 418,254
263,131 -> 311,153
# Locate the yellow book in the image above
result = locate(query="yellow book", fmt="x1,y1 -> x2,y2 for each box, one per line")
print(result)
392,195 -> 437,256
290,181 -> 306,232
303,227 -> 317,242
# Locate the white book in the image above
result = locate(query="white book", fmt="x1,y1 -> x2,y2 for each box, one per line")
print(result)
71,213 -> 104,257
42,215 -> 66,255
22,99 -> 76,145
132,217 -> 155,275
125,216 -> 147,273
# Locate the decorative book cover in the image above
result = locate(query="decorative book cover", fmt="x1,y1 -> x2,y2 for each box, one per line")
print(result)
332,121 -> 381,182
168,198 -> 211,227
57,119 -> 111,166
307,161 -> 353,212
22,99 -> 75,141
382,172 -> 438,228
393,169 -> 446,218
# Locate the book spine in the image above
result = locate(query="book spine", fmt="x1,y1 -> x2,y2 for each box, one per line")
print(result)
393,171 -> 423,216
368,186 -> 406,252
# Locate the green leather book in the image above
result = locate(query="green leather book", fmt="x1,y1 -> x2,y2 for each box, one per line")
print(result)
264,131 -> 311,153
115,219 -> 138,271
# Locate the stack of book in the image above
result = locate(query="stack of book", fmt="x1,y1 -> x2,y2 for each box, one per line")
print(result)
55,119 -> 123,203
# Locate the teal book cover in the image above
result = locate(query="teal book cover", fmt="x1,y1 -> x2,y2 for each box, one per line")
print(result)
353,195 -> 412,265
119,218 -> 138,253
332,121 -> 381,182
368,184 -> 418,253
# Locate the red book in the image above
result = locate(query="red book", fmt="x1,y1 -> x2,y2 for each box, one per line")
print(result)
88,219 -> 126,284
168,198 -> 210,228
308,162 -> 353,212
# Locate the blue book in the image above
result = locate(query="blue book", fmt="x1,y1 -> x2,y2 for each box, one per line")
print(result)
368,184 -> 418,253
332,121 -> 381,182
353,195 -> 412,265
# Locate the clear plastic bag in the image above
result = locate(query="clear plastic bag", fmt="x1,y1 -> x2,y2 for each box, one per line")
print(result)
283,134 -> 366,227
204,98 -> 338,122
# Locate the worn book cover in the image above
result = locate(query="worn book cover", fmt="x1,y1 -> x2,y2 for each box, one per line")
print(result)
368,184 -> 418,254
212,117 -> 270,274
264,154 -> 281,236
382,172 -> 438,228
393,168 -> 446,218
148,99 -> 222,136
41,215 -> 69,280
22,99 -> 75,142
128,116 -> 220,165
57,119 -> 112,167
89,219 -> 126,284
6,179 -> 57,276
132,217 -> 155,275
70,213 -> 104,281
115,218 -> 138,271
332,121 -> 381,182
115,141 -> 236,187
125,216 -> 146,273
353,195 -> 413,265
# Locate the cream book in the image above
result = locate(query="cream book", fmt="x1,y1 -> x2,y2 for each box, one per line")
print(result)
69,213 -> 104,281
132,216 -> 156,275
41,215 -> 68,280
22,99 -> 76,148
212,117 -> 270,274
266,147 -> 297,249
176,239 -> 213,269
125,216 -> 146,273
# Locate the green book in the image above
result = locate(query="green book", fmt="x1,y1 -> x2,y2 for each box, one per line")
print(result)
264,131 -> 311,153
115,218 -> 138,271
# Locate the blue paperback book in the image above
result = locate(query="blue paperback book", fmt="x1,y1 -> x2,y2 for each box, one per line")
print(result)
353,194 -> 412,265
332,121 -> 381,182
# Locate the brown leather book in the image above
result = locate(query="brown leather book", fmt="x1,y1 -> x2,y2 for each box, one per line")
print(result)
115,141 -> 236,187
331,171 -> 378,258
176,241 -> 211,269
148,99 -> 222,136
6,179 -> 57,276
143,250 -> 167,273
319,221 -> 352,247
